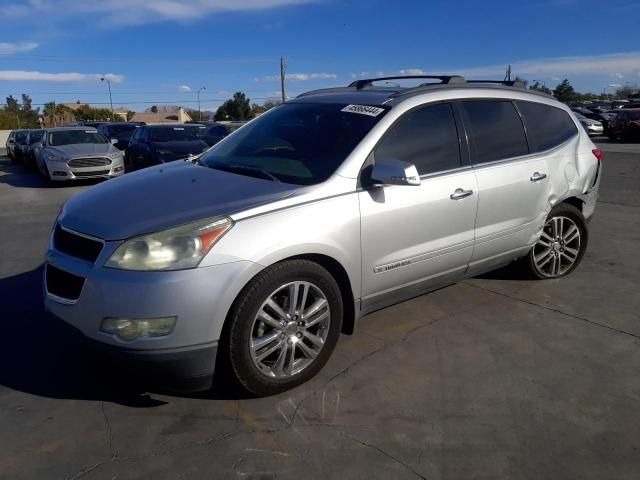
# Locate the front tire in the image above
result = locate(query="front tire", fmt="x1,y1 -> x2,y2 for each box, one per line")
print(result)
524,203 -> 588,279
225,260 -> 343,396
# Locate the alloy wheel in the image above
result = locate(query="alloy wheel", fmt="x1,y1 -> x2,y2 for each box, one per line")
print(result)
533,216 -> 581,277
249,281 -> 331,379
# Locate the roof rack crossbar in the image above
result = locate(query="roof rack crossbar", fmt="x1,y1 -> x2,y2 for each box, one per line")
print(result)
349,75 -> 465,90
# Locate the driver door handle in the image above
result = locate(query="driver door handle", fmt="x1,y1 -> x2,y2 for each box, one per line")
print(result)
530,172 -> 547,182
450,188 -> 474,200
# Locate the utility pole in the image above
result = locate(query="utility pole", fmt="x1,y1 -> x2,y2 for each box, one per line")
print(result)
101,77 -> 114,122
280,56 -> 286,103
197,86 -> 206,121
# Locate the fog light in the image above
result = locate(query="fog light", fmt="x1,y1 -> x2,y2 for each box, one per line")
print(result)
100,316 -> 177,341
113,166 -> 124,173
53,171 -> 68,176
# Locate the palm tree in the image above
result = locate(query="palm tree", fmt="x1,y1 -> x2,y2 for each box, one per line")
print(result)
44,102 -> 57,127
55,104 -> 68,126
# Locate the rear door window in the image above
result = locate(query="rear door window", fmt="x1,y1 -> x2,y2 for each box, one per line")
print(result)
461,100 -> 529,164
374,103 -> 462,175
516,101 -> 578,152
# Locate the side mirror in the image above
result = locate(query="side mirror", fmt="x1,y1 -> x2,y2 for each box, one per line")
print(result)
111,138 -> 118,145
368,159 -> 421,187
7,140 -> 15,145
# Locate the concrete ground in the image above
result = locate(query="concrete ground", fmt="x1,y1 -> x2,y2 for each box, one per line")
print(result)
1,141 -> 639,480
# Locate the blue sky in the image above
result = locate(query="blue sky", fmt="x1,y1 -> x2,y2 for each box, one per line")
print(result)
0,0 -> 639,112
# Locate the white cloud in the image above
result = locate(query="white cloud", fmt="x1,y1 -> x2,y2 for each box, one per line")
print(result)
259,72 -> 337,81
0,0 -> 321,27
449,52 -> 640,79
399,68 -> 427,76
610,72 -> 624,79
0,70 -> 124,82
0,41 -> 38,54
178,84 -> 192,92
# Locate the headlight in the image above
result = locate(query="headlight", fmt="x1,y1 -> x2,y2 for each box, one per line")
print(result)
105,216 -> 232,271
45,153 -> 66,162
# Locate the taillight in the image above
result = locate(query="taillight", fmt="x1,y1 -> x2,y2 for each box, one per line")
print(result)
592,148 -> 603,161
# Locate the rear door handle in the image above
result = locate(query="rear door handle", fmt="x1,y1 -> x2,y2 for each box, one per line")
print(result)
450,188 -> 474,200
530,172 -> 547,182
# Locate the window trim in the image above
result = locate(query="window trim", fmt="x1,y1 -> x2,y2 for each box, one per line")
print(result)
515,99 -> 579,155
457,98 -> 531,167
363,100 -> 469,180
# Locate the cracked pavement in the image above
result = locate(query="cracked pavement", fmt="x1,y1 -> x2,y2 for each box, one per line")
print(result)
1,141 -> 640,480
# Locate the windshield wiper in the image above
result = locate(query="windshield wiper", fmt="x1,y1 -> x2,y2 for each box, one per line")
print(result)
206,163 -> 282,182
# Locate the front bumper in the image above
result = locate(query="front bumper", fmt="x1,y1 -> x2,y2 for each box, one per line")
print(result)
45,157 -> 125,181
585,125 -> 604,136
44,237 -> 262,390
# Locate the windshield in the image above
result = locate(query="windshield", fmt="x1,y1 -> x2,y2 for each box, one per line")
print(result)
185,125 -> 208,138
149,127 -> 198,142
15,132 -> 27,142
199,103 -> 387,185
48,130 -> 108,146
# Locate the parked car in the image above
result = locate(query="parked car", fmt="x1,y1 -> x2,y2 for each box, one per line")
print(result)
97,122 -> 143,150
7,129 -> 29,163
573,112 -> 604,136
34,127 -> 125,181
186,123 -> 232,147
125,124 -> 209,171
608,108 -> 640,141
45,75 -> 601,395
5,129 -> 27,162
20,129 -> 46,168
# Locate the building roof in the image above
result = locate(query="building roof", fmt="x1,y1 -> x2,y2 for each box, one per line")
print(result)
131,108 -> 192,124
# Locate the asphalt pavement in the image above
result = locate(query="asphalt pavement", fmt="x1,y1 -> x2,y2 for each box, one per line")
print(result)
1,140 -> 639,480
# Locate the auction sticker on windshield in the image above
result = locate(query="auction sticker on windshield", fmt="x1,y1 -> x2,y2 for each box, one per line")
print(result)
341,104 -> 385,117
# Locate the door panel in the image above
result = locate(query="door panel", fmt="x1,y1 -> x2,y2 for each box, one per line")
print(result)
470,158 -> 549,266
359,170 -> 478,300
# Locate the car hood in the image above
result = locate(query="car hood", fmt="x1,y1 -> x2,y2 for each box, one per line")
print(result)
153,140 -> 208,154
59,161 -> 301,240
47,143 -> 116,157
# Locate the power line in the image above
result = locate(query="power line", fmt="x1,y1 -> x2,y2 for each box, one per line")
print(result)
0,97 -> 278,107
0,54 -> 278,65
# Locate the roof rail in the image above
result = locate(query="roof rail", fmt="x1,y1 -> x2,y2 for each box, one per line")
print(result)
349,75 -> 465,90
465,79 -> 528,89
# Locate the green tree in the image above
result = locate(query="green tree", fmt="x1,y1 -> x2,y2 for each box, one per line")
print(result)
150,105 -> 158,113
553,79 -> 578,103
5,95 -> 19,111
215,92 -> 252,121
126,110 -> 136,121
529,81 -> 552,95
44,102 -> 57,126
73,104 -> 113,122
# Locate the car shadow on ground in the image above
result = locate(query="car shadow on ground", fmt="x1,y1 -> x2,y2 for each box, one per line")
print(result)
0,266 -> 247,406
0,158 -> 103,189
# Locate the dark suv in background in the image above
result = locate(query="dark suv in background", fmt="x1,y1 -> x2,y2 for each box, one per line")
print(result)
608,109 -> 640,141
20,130 -> 46,168
185,122 -> 232,147
97,122 -> 144,150
125,124 -> 209,171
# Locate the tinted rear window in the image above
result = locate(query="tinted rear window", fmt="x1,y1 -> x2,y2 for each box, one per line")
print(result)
517,101 -> 578,152
461,100 -> 529,164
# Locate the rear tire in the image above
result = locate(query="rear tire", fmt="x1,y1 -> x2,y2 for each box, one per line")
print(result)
224,260 -> 343,396
522,203 -> 588,280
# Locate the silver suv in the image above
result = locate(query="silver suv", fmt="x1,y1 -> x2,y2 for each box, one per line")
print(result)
44,76 -> 601,395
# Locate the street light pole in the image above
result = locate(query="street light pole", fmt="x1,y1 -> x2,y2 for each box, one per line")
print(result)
197,87 -> 206,121
100,77 -> 114,122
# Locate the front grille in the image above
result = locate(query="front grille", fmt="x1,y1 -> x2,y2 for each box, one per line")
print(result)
68,157 -> 112,168
73,170 -> 111,177
46,265 -> 85,301
53,224 -> 103,262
